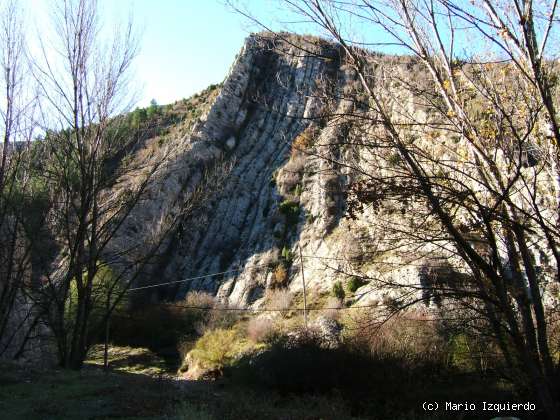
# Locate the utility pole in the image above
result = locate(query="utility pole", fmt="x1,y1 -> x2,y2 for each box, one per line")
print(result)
298,245 -> 307,329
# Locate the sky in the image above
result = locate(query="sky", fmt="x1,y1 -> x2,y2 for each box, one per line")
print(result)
19,0 -> 542,112
22,0 -> 295,108
97,0 -> 316,108
20,0 -> 400,109
107,0 -> 271,107
109,0 -> 393,107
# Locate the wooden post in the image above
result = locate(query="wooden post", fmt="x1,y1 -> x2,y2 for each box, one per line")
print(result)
298,245 -> 307,329
103,294 -> 111,372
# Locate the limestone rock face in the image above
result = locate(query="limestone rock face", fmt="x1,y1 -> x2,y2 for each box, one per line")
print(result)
9,31 -> 557,368
6,32 -> 559,365
113,33 -> 432,309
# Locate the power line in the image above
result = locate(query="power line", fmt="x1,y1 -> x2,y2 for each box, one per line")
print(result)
149,301 -> 380,312
127,264 -> 269,291
128,254 -> 459,292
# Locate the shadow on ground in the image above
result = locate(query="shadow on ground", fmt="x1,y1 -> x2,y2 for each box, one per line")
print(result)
0,360 -> 181,419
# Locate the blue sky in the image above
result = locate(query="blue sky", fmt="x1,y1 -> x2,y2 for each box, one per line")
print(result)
113,0 -> 265,107
112,0 -> 408,107
22,0 -> 400,109
102,0 -> 296,107
23,0 -> 290,107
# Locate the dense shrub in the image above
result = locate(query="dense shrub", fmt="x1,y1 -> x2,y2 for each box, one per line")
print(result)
246,317 -> 277,343
189,328 -> 237,370
332,281 -> 345,301
225,332 -> 445,407
346,276 -> 367,293
182,291 -> 215,334
387,152 -> 402,167
110,303 -> 193,351
224,323 -> 516,418
280,246 -> 293,264
146,99 -> 162,119
177,303 -> 521,418
278,200 -> 301,225
65,266 -> 128,344
202,301 -> 242,334
106,294 -> 227,359
186,328 -> 253,373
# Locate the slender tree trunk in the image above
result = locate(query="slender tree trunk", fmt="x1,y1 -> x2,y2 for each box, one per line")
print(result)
103,299 -> 110,371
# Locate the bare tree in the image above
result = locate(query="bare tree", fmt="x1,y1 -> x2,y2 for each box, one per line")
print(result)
238,0 -> 560,417
27,0 -> 232,370
26,0 -> 157,369
0,0 -> 46,360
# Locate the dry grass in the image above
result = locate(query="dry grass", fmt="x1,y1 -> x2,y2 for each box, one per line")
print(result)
181,291 -> 241,335
322,296 -> 343,320
266,288 -> 293,315
246,316 -> 277,343
184,290 -> 215,308
343,309 -> 448,365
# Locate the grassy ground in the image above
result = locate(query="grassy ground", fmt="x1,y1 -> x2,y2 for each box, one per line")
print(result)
0,345 -> 532,420
86,345 -> 173,377
0,362 -> 179,419
0,356 -> 365,420
0,345 -> 188,419
0,345 -> 421,420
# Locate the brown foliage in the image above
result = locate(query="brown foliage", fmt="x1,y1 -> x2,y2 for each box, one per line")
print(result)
270,265 -> 288,289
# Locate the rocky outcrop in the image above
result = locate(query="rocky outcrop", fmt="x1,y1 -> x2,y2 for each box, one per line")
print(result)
123,33 -> 474,309
110,33 -> 429,309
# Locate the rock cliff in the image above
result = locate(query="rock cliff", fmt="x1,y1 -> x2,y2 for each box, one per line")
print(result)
123,33 -> 421,309
124,32 -> 556,312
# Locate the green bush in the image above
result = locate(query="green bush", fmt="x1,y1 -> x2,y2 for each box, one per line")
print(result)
188,328 -> 253,372
281,246 -> 293,264
346,276 -> 367,293
129,107 -> 147,127
332,281 -> 345,301
279,200 -> 300,225
146,99 -> 161,119
387,152 -> 402,166
65,266 -> 128,342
